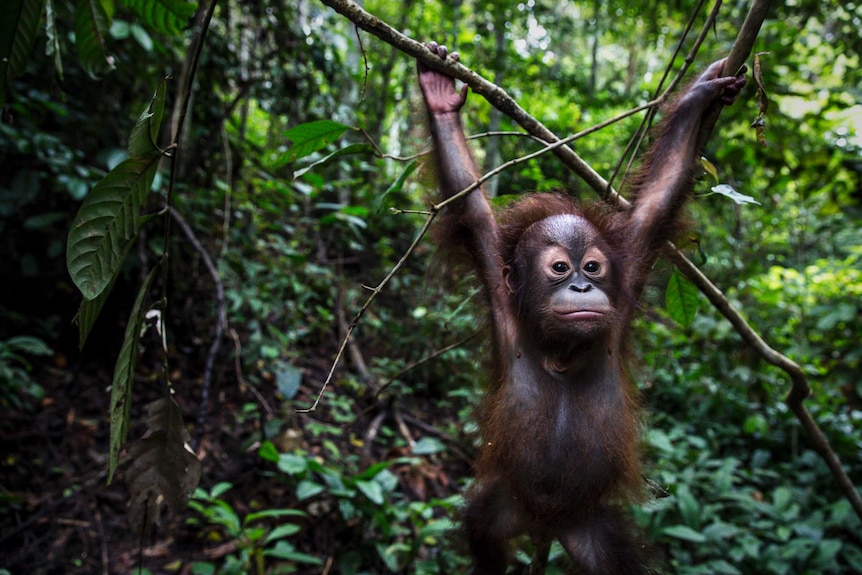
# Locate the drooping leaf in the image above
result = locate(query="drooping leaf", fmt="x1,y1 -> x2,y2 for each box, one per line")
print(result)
665,269 -> 699,327
75,0 -> 115,77
108,264 -> 160,483
700,156 -> 719,183
123,0 -> 196,36
1,0 -> 46,106
125,396 -> 202,536
293,143 -> 376,180
128,79 -> 167,156
66,154 -> 159,300
277,120 -> 353,166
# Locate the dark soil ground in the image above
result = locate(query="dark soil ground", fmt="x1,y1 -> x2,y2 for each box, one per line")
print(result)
0,338 -> 468,574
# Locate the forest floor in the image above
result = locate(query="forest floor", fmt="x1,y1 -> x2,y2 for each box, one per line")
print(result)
0,346 -> 468,575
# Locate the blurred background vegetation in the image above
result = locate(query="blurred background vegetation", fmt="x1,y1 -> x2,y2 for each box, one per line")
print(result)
1,0 -> 861,573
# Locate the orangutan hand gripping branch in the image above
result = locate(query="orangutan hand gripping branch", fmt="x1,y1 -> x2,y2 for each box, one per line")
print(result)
417,42 -> 745,575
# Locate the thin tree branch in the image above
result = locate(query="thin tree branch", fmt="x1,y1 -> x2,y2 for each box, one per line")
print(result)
169,206 -> 227,449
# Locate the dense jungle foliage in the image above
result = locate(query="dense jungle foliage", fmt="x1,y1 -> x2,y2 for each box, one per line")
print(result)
1,0 -> 861,573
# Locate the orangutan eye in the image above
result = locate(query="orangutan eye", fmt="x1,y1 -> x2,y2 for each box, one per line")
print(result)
584,261 -> 601,274
552,261 -> 570,274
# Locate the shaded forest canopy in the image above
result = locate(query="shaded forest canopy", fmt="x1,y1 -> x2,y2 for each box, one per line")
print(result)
1,0 -> 861,573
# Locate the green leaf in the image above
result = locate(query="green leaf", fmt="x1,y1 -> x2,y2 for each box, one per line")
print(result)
108,264 -> 159,483
274,361 -> 303,399
66,154 -> 159,300
75,0 -> 115,77
6,335 -> 52,356
277,120 -> 352,166
123,0 -> 196,35
662,524 -> 707,543
264,542 -> 323,564
675,484 -> 701,529
245,508 -> 306,524
356,479 -> 384,504
276,453 -> 308,476
209,482 -> 233,498
293,143 -> 376,180
258,440 -> 279,463
296,480 -> 324,501
0,0 -> 47,105
412,436 -> 445,455
263,523 -> 300,544
417,518 -> 456,542
665,269 -> 699,327
128,80 -> 167,156
129,23 -> 153,51
743,413 -> 768,435
705,560 -> 743,575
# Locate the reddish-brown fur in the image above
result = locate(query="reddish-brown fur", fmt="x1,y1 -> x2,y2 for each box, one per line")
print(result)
417,41 -> 745,574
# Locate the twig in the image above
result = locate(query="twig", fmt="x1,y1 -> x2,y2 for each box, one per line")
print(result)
297,215 -> 438,412
169,206 -> 227,449
373,333 -> 478,399
229,327 -> 275,418
336,283 -> 375,386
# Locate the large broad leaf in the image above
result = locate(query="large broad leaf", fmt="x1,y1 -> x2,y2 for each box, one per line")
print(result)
73,210 -> 156,347
123,0 -> 196,35
108,264 -> 160,483
665,269 -> 699,327
67,80 -> 166,302
1,0 -> 46,105
66,154 -> 159,300
75,0 -> 115,77
276,120 -> 352,167
128,80 -> 167,156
